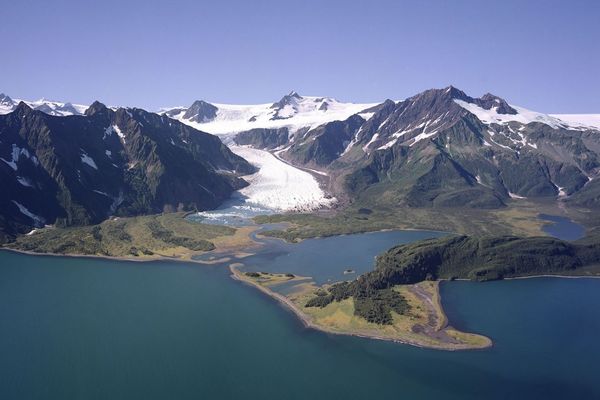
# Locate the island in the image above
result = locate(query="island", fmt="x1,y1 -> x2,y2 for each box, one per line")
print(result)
232,267 -> 491,350
231,230 -> 600,350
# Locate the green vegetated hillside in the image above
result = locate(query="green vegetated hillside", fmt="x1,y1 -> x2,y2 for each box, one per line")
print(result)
306,231 -> 600,325
4,213 -> 235,257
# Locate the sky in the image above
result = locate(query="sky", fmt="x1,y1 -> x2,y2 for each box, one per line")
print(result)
1,0 -> 599,113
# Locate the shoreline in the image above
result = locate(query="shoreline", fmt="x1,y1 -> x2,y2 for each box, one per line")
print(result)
0,222 -> 265,265
444,273 -> 600,283
503,274 -> 600,280
3,224 -> 599,351
0,246 -> 234,267
0,225 -> 264,266
257,225 -> 451,245
230,265 -> 492,351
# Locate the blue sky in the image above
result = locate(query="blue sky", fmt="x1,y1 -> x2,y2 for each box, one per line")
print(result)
1,0 -> 599,112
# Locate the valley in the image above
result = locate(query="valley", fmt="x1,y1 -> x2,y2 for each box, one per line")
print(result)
5,2 -> 600,398
2,86 -> 600,353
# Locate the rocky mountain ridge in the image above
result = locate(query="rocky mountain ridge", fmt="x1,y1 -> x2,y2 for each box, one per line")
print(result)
228,87 -> 600,209
0,101 -> 253,238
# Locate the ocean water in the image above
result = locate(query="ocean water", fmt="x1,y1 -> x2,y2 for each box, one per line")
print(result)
1,228 -> 599,399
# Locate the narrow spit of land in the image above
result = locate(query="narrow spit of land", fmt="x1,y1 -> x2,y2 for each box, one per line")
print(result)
230,266 -> 491,350
2,213 -> 262,261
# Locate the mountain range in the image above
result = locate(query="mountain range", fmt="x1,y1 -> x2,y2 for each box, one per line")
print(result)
0,100 -> 253,239
2,87 -> 600,239
0,93 -> 88,116
197,87 -> 600,210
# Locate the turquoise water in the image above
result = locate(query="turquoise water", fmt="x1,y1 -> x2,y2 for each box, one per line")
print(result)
539,214 -> 585,241
1,230 -> 600,399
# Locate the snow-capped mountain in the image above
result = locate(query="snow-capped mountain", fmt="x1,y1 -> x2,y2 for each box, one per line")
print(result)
3,87 -> 600,220
0,93 -> 87,116
161,91 -> 376,137
227,87 -> 600,210
334,86 -> 598,157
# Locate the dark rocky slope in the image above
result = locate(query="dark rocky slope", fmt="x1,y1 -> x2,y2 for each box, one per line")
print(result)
0,102 -> 254,238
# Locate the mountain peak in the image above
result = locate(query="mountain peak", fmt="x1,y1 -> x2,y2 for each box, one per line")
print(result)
85,101 -> 109,116
271,91 -> 303,111
409,87 -> 517,115
477,93 -> 516,115
182,100 -> 218,122
445,85 -> 470,99
12,102 -> 33,117
189,99 -> 211,107
405,86 -> 469,108
0,93 -> 13,105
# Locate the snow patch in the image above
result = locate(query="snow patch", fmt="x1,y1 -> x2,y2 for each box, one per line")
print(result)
357,112 -> 375,121
362,133 -> 380,152
17,176 -> 33,187
454,99 -> 587,130
166,95 -> 377,137
550,114 -> 600,130
80,151 -> 98,170
93,190 -> 110,197
103,126 -> 114,140
410,130 -> 438,146
557,187 -> 567,197
303,167 -> 329,176
11,201 -> 45,226
113,125 -> 126,143
1,144 -> 37,170
377,138 -> 398,150
340,136 -> 358,156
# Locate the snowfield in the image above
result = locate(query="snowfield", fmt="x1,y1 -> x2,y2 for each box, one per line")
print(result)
230,146 -> 336,212
550,114 -> 600,130
164,94 -> 376,136
454,99 -> 600,131
0,95 -> 88,116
